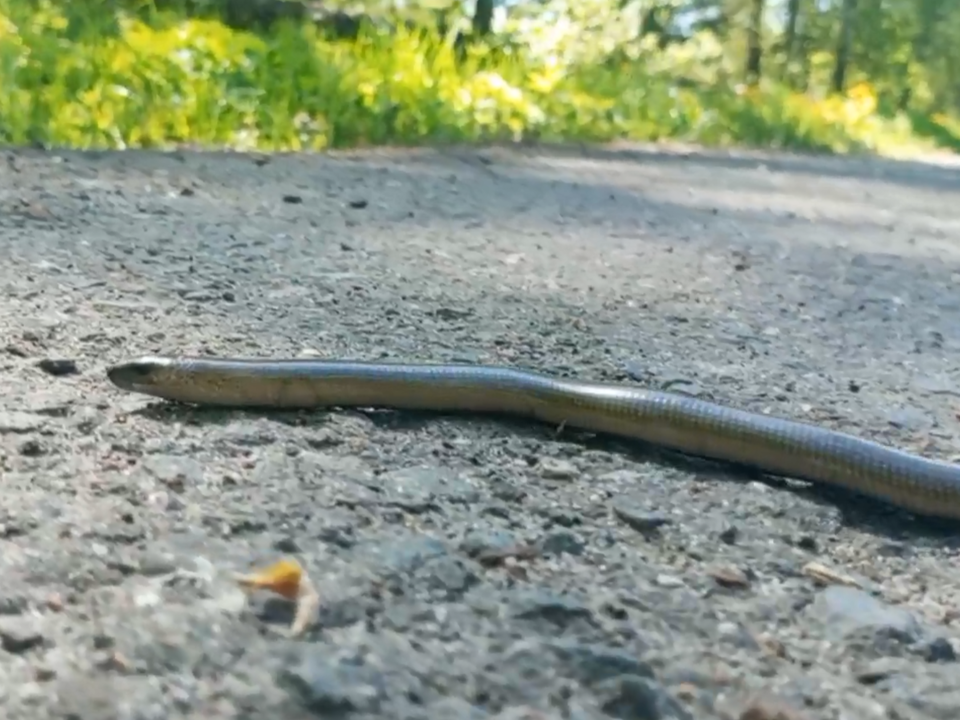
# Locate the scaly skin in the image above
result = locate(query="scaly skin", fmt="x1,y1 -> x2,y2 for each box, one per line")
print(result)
107,356 -> 960,521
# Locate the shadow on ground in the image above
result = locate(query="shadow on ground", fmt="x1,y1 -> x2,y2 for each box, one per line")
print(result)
27,141 -> 960,543
127,396 -> 960,545
472,141 -> 960,193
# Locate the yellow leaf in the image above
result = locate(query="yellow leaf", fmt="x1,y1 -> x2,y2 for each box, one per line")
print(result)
235,558 -> 303,600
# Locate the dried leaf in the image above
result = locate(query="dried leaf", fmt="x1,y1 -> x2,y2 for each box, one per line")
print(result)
802,561 -> 860,588
234,558 -> 320,638
235,558 -> 304,600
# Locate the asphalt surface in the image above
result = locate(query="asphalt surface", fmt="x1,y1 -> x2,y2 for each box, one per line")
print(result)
2,142 -> 960,720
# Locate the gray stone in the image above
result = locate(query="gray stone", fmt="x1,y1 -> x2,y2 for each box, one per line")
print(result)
0,617 -> 45,654
596,675 -> 693,719
0,412 -> 44,434
810,586 -> 922,642
540,529 -> 587,556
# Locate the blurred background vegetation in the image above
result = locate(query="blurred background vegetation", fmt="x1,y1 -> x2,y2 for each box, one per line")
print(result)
1,0 -> 958,156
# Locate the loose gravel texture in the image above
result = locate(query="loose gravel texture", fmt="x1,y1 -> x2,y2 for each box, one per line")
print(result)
2,142 -> 960,720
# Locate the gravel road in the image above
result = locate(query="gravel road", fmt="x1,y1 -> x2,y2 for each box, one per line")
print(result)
2,142 -> 960,720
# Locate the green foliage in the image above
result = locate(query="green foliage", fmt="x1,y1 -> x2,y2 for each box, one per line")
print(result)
0,0 -> 954,156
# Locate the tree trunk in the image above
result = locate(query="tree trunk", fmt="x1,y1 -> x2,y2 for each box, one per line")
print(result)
831,0 -> 857,93
784,0 -> 800,62
745,0 -> 765,85
472,0 -> 494,37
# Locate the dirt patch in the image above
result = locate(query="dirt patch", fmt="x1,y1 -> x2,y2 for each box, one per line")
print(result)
2,142 -> 960,719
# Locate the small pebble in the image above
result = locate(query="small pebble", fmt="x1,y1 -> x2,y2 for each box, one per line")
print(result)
37,358 -> 79,376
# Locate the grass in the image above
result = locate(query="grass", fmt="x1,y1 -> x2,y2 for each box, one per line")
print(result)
0,0 -> 957,157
